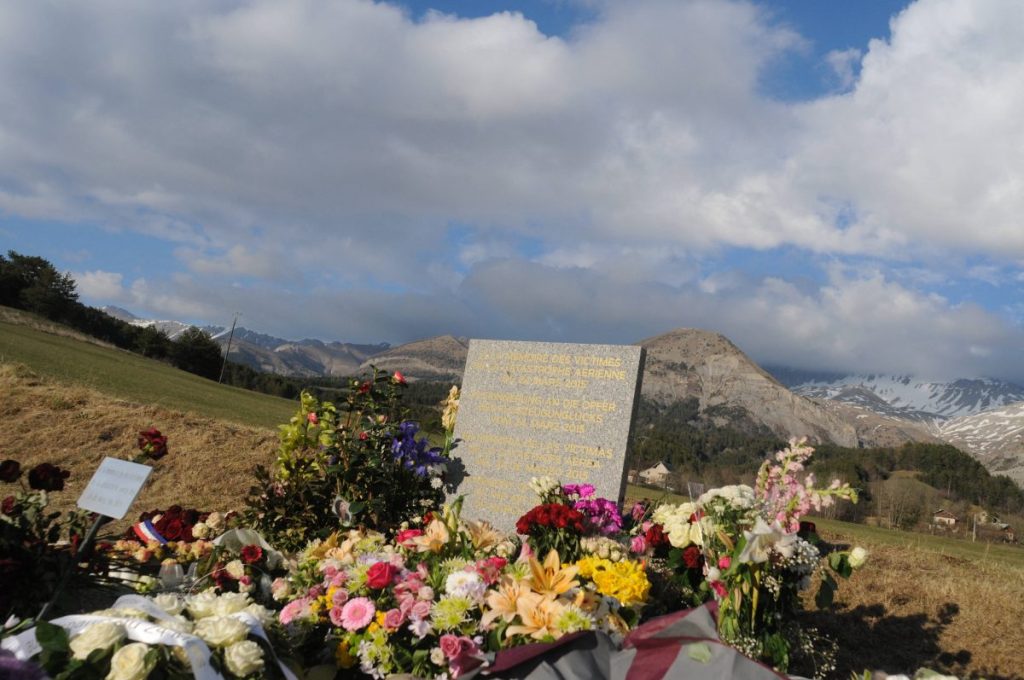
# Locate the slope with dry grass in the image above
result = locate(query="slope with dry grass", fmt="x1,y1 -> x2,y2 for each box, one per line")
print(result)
0,362 -> 279,526
805,525 -> 1024,679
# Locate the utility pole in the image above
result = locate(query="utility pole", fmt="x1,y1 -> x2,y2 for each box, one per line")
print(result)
218,312 -> 240,384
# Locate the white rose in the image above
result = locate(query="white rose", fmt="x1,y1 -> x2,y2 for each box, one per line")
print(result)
225,560 -> 246,580
153,593 -> 185,616
244,604 -> 276,628
159,616 -> 193,635
224,639 -> 265,677
191,522 -> 211,539
206,512 -> 225,532
849,546 -> 868,569
194,616 -> 250,648
186,590 -> 220,619
70,622 -> 124,660
213,592 -> 252,616
106,642 -> 154,680
430,647 -> 446,665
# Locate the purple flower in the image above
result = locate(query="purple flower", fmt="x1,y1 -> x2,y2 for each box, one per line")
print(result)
390,421 -> 445,477
574,497 -> 623,535
0,650 -> 47,680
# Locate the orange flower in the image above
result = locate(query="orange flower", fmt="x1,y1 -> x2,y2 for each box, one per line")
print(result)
481,576 -> 527,627
527,550 -> 579,597
506,592 -> 565,640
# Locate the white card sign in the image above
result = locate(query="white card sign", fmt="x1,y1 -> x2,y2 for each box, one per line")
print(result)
77,457 -> 152,519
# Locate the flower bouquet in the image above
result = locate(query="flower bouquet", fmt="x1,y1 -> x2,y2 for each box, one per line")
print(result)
274,500 -> 651,679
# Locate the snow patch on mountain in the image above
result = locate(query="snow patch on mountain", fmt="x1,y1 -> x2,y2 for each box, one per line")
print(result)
940,403 -> 1024,485
769,368 -> 1024,420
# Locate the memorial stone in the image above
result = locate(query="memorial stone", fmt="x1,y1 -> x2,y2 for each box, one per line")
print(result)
452,339 -> 645,532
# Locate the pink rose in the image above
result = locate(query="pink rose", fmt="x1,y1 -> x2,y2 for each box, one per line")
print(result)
340,597 -> 375,632
440,634 -> 464,659
307,412 -> 319,425
332,589 -> 349,607
630,534 -> 648,554
384,608 -> 405,629
710,581 -> 728,598
329,605 -> 345,627
718,556 -> 732,570
410,600 -> 431,621
396,528 -> 423,547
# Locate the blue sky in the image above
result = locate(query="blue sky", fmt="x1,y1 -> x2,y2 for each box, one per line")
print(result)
2,0 -> 1023,381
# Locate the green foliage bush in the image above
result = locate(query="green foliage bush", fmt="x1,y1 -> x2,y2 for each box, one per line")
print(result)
242,371 -> 457,552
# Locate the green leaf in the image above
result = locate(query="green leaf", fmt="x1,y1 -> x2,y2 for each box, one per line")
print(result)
35,620 -> 70,653
348,501 -> 366,516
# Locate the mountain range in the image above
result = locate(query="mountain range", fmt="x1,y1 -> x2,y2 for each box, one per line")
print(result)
103,306 -> 1024,485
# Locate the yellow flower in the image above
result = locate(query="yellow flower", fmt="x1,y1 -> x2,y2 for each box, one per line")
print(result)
375,611 -> 387,627
335,639 -> 356,669
578,558 -> 650,606
506,592 -> 565,640
481,576 -> 527,627
441,386 -> 460,431
527,550 -> 579,597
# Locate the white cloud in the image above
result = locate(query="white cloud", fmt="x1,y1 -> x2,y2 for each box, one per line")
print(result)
824,47 -> 862,90
73,270 -> 126,301
5,0 -> 1024,380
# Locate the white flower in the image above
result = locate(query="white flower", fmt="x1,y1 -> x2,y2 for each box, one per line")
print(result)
194,615 -> 250,648
430,476 -> 443,489
736,518 -> 798,564
444,570 -> 486,603
70,622 -> 124,660
271,577 -> 292,602
224,639 -> 265,677
158,616 -> 193,635
849,546 -> 868,569
213,592 -> 252,616
106,642 -> 154,680
206,512 -> 225,532
244,603 -> 276,628
186,590 -> 221,619
225,559 -> 246,580
430,647 -> 446,665
191,522 -> 211,539
153,593 -> 185,616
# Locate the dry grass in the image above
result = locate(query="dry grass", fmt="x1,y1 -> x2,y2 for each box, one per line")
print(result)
0,362 -> 279,532
803,526 -> 1024,678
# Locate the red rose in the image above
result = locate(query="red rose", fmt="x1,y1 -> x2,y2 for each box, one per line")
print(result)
137,427 -> 168,460
0,460 -> 21,483
645,523 -> 669,549
392,371 -> 407,385
241,544 -> 263,564
682,545 -> 703,569
358,381 -> 371,394
159,518 -> 184,541
396,529 -> 423,547
366,561 -> 398,589
28,463 -> 70,491
1,496 -> 17,516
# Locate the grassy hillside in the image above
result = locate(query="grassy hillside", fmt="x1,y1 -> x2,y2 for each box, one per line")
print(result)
0,309 -> 295,428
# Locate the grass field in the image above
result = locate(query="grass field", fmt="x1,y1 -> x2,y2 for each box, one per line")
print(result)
0,314 -> 295,428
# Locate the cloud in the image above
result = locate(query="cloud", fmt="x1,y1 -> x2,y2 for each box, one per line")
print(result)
72,270 -> 125,301
824,47 -> 862,90
6,0 -> 1024,381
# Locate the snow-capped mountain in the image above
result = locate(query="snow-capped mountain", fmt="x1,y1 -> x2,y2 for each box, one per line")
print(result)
939,403 -> 1024,485
100,306 -> 388,376
102,306 -> 222,340
767,367 -> 1024,421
